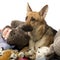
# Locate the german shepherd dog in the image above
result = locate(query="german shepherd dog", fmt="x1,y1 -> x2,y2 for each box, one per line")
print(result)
22,3 -> 57,52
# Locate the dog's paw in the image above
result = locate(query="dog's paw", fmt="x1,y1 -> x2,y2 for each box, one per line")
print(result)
24,49 -> 36,60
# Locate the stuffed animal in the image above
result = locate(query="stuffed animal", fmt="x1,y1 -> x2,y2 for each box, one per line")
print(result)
36,47 -> 50,58
36,46 -> 53,60
7,20 -> 30,50
0,49 -> 18,60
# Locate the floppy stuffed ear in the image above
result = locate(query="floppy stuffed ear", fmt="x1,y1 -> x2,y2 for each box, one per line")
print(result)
39,5 -> 48,18
27,3 -> 32,12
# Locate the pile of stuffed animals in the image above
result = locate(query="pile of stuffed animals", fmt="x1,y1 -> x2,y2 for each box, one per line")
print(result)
0,20 -> 60,60
0,47 -> 31,60
0,20 -> 31,60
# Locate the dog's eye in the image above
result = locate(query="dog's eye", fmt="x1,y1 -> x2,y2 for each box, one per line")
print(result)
25,16 -> 28,20
31,17 -> 36,21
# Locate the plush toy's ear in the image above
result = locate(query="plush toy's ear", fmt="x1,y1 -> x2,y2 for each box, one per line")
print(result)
11,20 -> 24,28
39,5 -> 48,18
27,3 -> 32,12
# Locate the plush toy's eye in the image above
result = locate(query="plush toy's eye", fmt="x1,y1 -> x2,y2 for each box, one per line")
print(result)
38,51 -> 40,53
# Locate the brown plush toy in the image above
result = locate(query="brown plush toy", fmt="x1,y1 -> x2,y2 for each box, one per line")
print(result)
0,49 -> 18,60
7,20 -> 30,50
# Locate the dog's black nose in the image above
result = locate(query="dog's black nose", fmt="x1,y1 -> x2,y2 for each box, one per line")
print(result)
21,25 -> 33,32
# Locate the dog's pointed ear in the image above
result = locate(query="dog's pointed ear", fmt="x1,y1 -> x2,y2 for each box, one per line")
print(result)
27,3 -> 32,12
39,5 -> 48,18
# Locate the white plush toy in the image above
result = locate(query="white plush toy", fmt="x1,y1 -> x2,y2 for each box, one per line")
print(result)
36,47 -> 50,58
36,47 -> 50,60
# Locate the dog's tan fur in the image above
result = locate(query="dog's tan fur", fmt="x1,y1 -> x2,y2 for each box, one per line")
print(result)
24,3 -> 57,51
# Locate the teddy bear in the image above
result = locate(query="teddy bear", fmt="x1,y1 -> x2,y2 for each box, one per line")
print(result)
35,30 -> 60,60
6,20 -> 30,50
35,46 -> 51,60
0,48 -> 18,60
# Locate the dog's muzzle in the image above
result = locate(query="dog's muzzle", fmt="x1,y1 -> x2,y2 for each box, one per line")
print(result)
21,25 -> 33,32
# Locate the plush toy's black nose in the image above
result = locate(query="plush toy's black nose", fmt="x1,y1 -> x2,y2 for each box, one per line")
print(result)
21,25 -> 33,32
10,57 -> 14,60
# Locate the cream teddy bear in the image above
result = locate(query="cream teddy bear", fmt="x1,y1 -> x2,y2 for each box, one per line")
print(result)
36,47 -> 51,60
